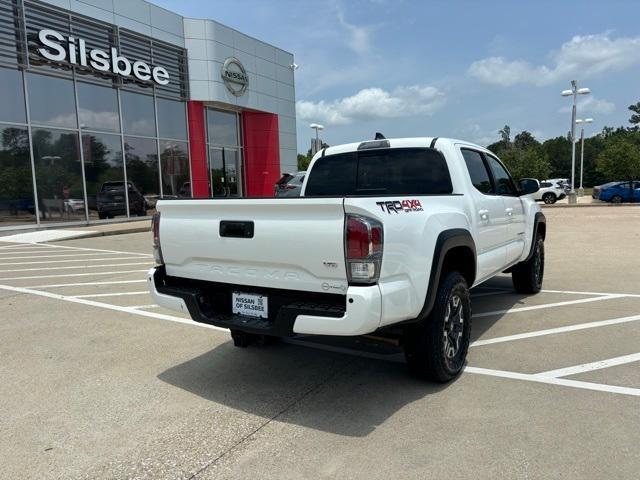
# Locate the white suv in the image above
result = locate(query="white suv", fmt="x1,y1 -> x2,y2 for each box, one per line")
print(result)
527,179 -> 567,204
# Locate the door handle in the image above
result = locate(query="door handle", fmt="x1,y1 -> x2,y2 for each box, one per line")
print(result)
479,209 -> 489,221
505,207 -> 514,217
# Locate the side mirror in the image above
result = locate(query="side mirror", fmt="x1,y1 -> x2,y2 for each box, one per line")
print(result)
518,178 -> 540,195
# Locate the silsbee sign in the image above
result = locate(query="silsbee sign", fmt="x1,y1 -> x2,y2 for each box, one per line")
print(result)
37,29 -> 170,85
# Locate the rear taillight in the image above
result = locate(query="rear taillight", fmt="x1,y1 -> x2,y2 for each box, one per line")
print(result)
345,214 -> 383,285
151,212 -> 163,265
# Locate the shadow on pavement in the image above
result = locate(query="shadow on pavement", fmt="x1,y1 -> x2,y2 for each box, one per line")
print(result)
158,275 -> 535,437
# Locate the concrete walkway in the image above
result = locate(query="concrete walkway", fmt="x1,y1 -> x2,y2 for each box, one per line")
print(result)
0,220 -> 150,243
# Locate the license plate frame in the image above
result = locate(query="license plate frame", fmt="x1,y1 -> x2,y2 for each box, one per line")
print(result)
232,292 -> 268,319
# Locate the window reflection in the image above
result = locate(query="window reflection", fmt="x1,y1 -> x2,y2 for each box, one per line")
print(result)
81,132 -> 127,219
125,136 -> 159,215
121,91 -> 156,137
32,128 -> 86,222
207,109 -> 238,146
0,68 -> 26,124
157,98 -> 187,140
0,126 -> 36,226
77,82 -> 120,133
160,140 -> 190,197
27,73 -> 77,129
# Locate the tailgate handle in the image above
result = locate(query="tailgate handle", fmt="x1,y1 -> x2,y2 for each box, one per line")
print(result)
219,220 -> 254,238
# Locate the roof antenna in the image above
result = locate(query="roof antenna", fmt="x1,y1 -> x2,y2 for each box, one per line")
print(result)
374,132 -> 386,140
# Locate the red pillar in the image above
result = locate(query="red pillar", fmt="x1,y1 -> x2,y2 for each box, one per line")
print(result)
187,101 -> 209,198
242,111 -> 281,197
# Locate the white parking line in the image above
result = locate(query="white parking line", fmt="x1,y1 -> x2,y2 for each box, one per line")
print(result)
0,256 -> 150,266
72,291 -> 149,299
473,294 -> 624,318
32,279 -> 148,289
465,366 -> 640,397
542,289 -> 640,299
0,249 -> 87,256
26,242 -> 152,257
0,262 -> 151,273
0,283 -> 227,332
0,269 -> 149,281
471,314 -> 640,347
535,352 -> 640,379
130,304 -> 159,309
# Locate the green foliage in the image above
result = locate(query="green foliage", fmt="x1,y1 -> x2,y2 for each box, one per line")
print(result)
629,102 -> 640,130
596,137 -> 640,181
499,146 -> 551,181
484,117 -> 640,186
297,153 -> 311,171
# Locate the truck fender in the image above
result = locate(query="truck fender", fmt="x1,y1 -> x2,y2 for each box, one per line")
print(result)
418,228 -> 476,321
522,212 -> 546,263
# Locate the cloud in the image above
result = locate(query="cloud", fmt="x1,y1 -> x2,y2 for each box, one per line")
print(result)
336,9 -> 373,56
559,96 -> 615,115
468,33 -> 640,86
296,85 -> 446,125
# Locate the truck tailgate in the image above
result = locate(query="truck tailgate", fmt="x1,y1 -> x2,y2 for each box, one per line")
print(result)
157,198 -> 348,293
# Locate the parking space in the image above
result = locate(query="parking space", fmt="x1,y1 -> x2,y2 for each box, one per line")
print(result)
1,206 -> 639,479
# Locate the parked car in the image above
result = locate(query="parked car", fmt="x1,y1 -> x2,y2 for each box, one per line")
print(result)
598,181 -> 640,203
97,181 -> 147,219
274,172 -> 306,197
149,136 -> 546,382
592,182 -> 619,199
544,178 -> 571,194
527,180 -> 566,204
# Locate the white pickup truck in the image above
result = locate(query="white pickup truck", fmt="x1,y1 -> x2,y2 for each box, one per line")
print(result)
148,137 -> 546,382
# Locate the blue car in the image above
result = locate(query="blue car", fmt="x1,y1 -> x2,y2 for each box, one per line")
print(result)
598,181 -> 640,203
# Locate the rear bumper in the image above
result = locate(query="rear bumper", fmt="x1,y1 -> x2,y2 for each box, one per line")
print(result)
148,267 -> 382,336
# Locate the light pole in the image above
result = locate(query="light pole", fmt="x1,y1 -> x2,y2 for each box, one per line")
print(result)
561,80 -> 591,204
309,123 -> 324,155
575,118 -> 593,197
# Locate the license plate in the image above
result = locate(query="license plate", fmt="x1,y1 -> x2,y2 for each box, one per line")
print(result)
232,292 -> 268,319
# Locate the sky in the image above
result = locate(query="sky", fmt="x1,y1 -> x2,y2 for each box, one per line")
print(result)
153,0 -> 640,153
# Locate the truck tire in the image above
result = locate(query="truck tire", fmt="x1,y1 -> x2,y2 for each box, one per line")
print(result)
542,193 -> 556,204
512,234 -> 544,294
404,271 -> 471,382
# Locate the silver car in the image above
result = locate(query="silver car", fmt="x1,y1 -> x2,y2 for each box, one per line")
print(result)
274,172 -> 306,197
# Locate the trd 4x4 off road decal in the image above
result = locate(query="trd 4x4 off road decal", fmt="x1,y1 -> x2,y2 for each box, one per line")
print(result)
375,199 -> 424,214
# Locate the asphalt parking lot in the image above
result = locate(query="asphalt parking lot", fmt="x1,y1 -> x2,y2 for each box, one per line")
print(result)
1,205 -> 639,479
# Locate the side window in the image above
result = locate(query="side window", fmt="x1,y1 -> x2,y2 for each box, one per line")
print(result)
485,155 -> 517,196
540,182 -> 552,188
462,149 -> 494,194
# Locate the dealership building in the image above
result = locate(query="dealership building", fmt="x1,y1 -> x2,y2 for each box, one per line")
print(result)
0,0 -> 297,228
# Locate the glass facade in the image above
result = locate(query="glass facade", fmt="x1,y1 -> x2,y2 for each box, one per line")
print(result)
0,1 -> 190,228
206,108 -> 242,197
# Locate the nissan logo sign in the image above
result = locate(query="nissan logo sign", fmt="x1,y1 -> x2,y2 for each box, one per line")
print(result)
221,57 -> 248,96
37,29 -> 170,85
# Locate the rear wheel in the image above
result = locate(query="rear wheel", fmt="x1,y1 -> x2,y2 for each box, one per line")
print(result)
512,234 -> 544,293
542,193 -> 556,204
404,271 -> 471,382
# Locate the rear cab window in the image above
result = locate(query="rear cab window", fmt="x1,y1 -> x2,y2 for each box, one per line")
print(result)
304,148 -> 453,196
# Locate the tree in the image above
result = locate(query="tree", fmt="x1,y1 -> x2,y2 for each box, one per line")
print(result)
628,102 -> 640,131
297,153 -> 311,171
499,147 -> 551,181
513,131 -> 539,150
499,125 -> 511,145
596,137 -> 640,198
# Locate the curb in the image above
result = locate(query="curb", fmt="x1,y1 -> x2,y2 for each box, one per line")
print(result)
49,226 -> 151,242
542,203 -> 640,208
